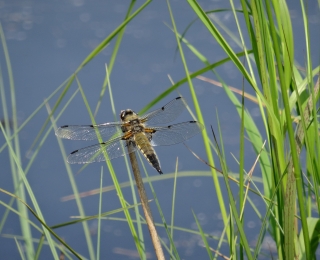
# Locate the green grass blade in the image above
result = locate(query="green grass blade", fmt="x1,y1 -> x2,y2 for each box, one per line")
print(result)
96,167 -> 103,260
48,101 -> 95,259
299,0 -> 320,216
34,235 -> 45,260
77,0 -> 151,70
15,237 -> 26,260
75,78 -> 145,258
265,1 -> 310,258
0,187 -> 82,259
0,22 -> 35,259
239,84 -> 245,260
0,123 -> 60,259
105,66 -> 147,256
0,76 -> 71,154
192,210 -> 214,259
214,118 -> 253,259
94,2 -> 136,116
170,159 -> 179,256
138,50 -> 250,115
187,0 -> 256,92
299,217 -> 320,259
167,0 -> 231,245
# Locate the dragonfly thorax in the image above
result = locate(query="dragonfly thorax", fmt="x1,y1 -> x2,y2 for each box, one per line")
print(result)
120,109 -> 144,134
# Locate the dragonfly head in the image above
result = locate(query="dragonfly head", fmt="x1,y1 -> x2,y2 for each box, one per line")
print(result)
120,109 -> 138,121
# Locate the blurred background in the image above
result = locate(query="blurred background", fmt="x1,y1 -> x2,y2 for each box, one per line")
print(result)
0,0 -> 319,259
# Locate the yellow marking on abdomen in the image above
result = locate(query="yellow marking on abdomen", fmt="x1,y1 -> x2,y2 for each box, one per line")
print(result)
134,132 -> 161,173
134,133 -> 154,159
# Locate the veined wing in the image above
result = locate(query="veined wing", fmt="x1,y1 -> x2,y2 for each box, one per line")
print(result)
141,97 -> 187,125
55,122 -> 123,141
67,136 -> 137,164
149,121 -> 204,146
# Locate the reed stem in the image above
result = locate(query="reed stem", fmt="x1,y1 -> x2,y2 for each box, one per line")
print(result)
127,147 -> 165,260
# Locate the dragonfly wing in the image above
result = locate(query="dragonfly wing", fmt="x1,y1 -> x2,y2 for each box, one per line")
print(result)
67,137 -> 137,164
141,97 -> 187,125
149,121 -> 204,146
55,122 -> 123,140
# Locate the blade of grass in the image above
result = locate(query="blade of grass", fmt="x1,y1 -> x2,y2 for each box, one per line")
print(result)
192,210 -> 214,259
78,0 -> 151,70
215,213 -> 230,259
265,1 -> 310,258
187,0 -> 261,100
285,51 -> 318,260
96,167 -> 103,260
15,237 -> 26,260
75,78 -> 145,258
299,0 -> 320,215
238,76 -> 246,260
0,22 -> 35,259
34,235 -> 45,260
213,121 -> 253,259
104,64 -> 147,256
0,199 -> 77,259
167,0 -> 231,245
0,76 -> 71,154
47,102 -> 95,260
105,215 -> 231,245
253,163 -> 289,259
249,1 -> 286,257
94,2 -> 136,116
166,13 -> 272,206
0,187 -> 82,259
139,50 -> 250,115
0,122 -> 60,259
209,6 -> 257,85
50,203 -> 142,230
170,158 -> 179,256
229,207 -> 235,259
299,217 -> 320,258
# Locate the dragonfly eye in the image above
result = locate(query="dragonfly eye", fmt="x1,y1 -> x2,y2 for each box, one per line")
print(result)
120,109 -> 136,120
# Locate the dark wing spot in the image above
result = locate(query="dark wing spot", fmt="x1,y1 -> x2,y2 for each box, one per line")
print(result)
61,125 -> 69,128
168,125 -> 172,128
161,106 -> 165,111
70,150 -> 78,154
90,125 -> 94,127
189,121 -> 196,123
176,97 -> 181,100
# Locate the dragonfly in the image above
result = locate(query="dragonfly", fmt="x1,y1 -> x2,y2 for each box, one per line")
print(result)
55,97 -> 203,174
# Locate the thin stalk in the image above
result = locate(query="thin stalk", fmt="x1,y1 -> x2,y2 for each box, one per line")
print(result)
127,146 -> 165,260
96,167 -> 103,260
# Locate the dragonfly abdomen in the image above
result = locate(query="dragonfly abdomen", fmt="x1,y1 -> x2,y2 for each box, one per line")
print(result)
134,132 -> 163,174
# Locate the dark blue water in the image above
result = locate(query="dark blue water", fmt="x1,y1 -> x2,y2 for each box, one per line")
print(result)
0,0 -> 319,259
